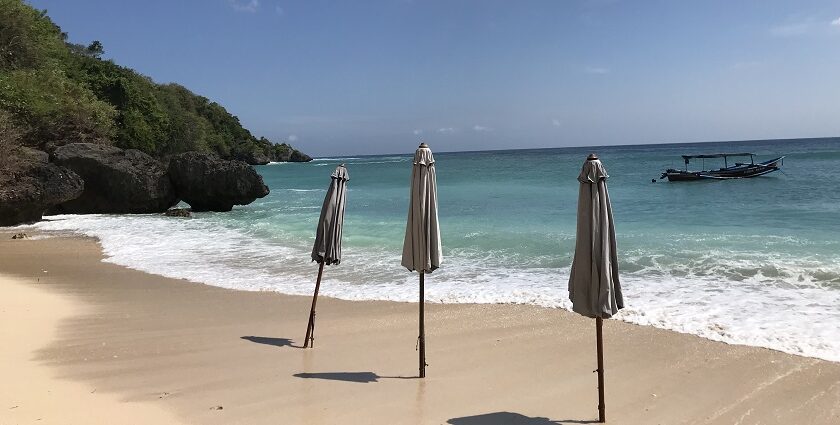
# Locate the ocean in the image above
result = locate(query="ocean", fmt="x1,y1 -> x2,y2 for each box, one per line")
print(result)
27,137 -> 840,362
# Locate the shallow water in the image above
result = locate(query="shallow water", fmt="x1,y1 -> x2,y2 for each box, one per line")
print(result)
28,137 -> 840,362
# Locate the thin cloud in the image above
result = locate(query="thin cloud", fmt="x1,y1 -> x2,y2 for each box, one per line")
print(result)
584,66 -> 609,75
288,134 -> 298,142
771,16 -> 840,36
551,118 -> 562,127
228,0 -> 259,12
275,5 -> 285,16
413,129 -> 422,135
437,127 -> 456,133
472,125 -> 492,132
771,21 -> 812,36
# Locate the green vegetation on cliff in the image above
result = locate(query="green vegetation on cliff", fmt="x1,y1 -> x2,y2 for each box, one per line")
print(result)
0,0 -> 310,163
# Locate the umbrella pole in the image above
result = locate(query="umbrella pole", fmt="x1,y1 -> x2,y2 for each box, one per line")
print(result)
419,271 -> 426,378
596,317 -> 605,423
303,261 -> 325,349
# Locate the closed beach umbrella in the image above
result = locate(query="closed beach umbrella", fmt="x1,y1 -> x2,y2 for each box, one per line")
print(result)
304,164 -> 349,348
568,153 -> 624,423
402,142 -> 441,378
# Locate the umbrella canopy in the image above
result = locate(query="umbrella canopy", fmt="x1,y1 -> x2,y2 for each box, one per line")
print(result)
569,155 -> 623,318
304,164 -> 349,348
568,154 -> 624,423
402,142 -> 441,378
311,164 -> 349,265
402,144 -> 442,272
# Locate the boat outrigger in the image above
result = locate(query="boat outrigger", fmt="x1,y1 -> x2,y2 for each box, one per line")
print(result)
660,153 -> 784,181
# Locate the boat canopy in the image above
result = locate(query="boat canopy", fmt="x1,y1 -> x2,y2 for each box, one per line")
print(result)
682,153 -> 754,160
682,152 -> 754,166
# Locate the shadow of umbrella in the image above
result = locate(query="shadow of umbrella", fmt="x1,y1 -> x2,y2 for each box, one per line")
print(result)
294,372 -> 380,383
240,336 -> 297,348
448,412 -> 598,425
293,372 -> 416,383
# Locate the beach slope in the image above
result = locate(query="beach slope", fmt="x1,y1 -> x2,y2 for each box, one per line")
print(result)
1,234 -> 838,424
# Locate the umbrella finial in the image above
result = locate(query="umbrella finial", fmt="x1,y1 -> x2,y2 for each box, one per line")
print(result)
587,153 -> 599,161
419,142 -> 429,149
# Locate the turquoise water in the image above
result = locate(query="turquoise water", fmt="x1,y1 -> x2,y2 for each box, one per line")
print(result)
30,137 -> 840,361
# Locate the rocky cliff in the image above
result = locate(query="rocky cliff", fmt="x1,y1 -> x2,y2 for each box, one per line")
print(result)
0,148 -> 84,225
0,144 -> 273,226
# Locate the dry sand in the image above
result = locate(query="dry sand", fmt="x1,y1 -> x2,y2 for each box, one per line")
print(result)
0,259 -> 181,424
1,233 -> 839,425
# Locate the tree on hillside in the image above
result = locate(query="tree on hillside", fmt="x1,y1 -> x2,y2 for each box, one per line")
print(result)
0,0 -> 116,148
0,0 -> 311,162
86,40 -> 103,57
0,0 -> 66,70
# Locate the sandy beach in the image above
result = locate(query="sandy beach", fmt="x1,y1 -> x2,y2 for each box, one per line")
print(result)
1,233 -> 839,425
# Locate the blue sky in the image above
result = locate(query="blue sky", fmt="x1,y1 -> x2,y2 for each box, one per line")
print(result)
29,0 -> 840,156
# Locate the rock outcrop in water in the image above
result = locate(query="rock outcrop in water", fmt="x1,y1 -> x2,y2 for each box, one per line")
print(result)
0,148 -> 84,226
168,152 -> 270,212
234,150 -> 271,166
50,143 -> 178,214
273,148 -> 313,163
164,208 -> 192,218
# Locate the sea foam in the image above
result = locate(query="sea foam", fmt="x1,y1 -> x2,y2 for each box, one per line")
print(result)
22,213 -> 840,363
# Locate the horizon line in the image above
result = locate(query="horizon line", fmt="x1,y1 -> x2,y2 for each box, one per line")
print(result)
309,135 -> 840,159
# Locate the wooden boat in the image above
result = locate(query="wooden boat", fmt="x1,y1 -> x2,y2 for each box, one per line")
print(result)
660,153 -> 784,181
